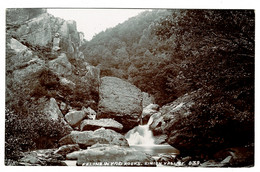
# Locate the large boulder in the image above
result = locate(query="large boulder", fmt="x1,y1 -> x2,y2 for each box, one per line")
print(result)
69,144 -> 156,166
43,98 -> 64,120
64,109 -> 87,127
18,149 -> 66,166
97,77 -> 143,132
80,118 -> 123,132
59,128 -> 129,148
40,97 -> 73,135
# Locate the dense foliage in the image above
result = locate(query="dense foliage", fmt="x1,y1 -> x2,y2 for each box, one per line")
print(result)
5,107 -> 69,160
82,9 -> 254,106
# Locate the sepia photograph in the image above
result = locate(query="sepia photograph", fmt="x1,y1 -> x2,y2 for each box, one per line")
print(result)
4,4 -> 255,168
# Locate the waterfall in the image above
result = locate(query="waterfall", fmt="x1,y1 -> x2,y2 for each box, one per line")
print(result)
125,116 -> 155,146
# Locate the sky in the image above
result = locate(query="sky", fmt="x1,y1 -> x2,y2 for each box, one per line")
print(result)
48,9 -> 147,41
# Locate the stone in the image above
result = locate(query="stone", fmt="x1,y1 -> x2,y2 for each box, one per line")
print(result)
48,53 -> 72,76
65,109 -> 87,127
54,144 -> 80,157
157,154 -> 177,164
142,104 -> 159,125
200,160 -> 225,167
142,92 -> 155,108
59,102 -> 67,114
83,107 -> 96,120
149,90 -> 199,155
97,76 -> 143,132
16,13 -> 53,46
153,134 -> 168,144
221,156 -> 232,164
149,112 -> 165,135
75,144 -> 156,166
6,8 -> 47,24
18,149 -> 66,166
80,118 -> 123,132
9,38 -> 28,53
43,98 -> 64,120
59,128 -> 129,148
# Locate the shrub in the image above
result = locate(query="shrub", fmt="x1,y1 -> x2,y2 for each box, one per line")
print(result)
5,107 -> 69,160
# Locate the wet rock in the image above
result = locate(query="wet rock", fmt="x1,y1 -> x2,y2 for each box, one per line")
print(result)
18,149 -> 66,166
80,118 -> 123,132
75,144 -> 156,166
97,76 -> 143,132
59,128 -> 129,148
54,144 -> 80,157
153,134 -> 168,144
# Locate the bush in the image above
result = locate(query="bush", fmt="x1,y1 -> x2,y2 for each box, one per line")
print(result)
5,107 -> 69,160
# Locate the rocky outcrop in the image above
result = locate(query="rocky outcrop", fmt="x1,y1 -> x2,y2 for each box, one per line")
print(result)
6,9 -> 47,24
48,53 -> 72,76
80,118 -> 123,132
59,128 -> 129,148
7,9 -> 81,50
6,9 -> 100,112
72,144 -> 156,166
150,88 -> 254,163
97,77 -> 143,132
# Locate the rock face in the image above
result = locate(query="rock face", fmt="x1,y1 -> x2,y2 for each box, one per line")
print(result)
7,9 -> 81,49
5,8 -> 103,155
74,144 -> 156,166
97,77 -> 143,132
59,128 -> 129,148
48,53 -> 72,76
80,118 -> 123,132
6,8 -> 47,25
6,9 -> 100,113
150,88 -> 254,163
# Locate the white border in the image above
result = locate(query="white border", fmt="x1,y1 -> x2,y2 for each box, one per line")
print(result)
1,1 -> 259,172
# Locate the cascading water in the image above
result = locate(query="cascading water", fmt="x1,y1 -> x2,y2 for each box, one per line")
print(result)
125,112 -> 179,158
125,116 -> 155,146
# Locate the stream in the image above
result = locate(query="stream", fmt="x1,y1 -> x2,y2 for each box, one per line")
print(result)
125,115 -> 179,163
